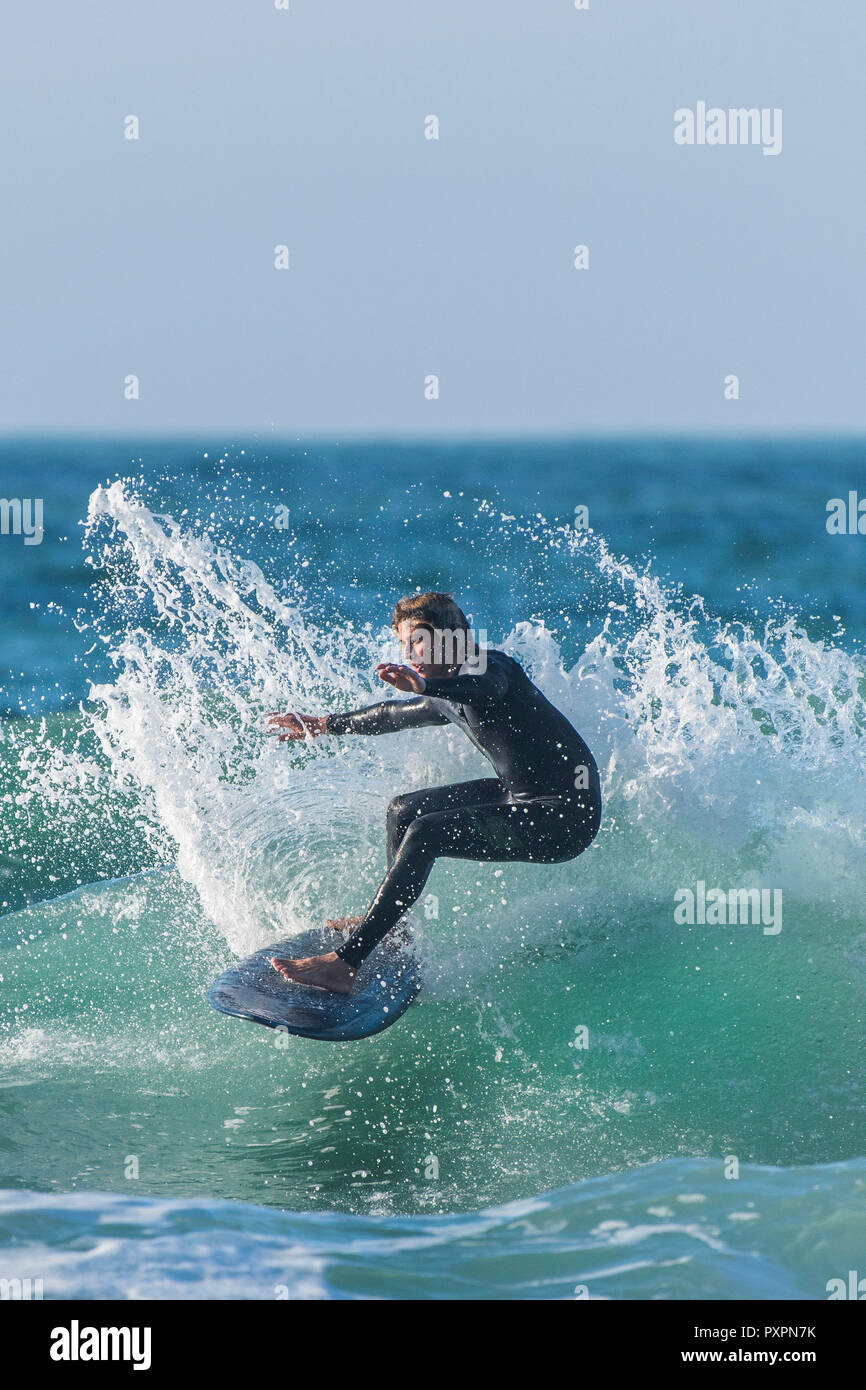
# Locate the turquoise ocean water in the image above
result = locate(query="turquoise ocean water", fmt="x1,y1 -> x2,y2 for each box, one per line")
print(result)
0,436 -> 864,1299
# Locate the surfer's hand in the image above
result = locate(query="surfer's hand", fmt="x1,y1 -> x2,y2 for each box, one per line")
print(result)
376,663 -> 426,694
266,712 -> 329,742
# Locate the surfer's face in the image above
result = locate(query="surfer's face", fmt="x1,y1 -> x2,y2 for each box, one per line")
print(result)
398,622 -> 460,679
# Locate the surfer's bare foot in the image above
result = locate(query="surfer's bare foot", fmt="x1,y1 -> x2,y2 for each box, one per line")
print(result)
270,951 -> 356,995
325,915 -> 363,933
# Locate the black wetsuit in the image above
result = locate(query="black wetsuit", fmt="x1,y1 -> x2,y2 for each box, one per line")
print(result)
326,650 -> 602,969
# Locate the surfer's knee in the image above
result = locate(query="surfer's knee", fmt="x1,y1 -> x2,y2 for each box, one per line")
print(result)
387,792 -> 423,841
395,814 -> 439,862
387,792 -> 412,825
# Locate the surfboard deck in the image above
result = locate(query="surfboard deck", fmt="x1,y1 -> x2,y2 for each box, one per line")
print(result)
206,918 -> 422,1041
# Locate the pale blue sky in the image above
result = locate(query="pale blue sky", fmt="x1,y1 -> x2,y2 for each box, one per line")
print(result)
1,0 -> 862,435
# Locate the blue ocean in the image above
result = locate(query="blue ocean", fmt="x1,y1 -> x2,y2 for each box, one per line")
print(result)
1,436 -> 864,1300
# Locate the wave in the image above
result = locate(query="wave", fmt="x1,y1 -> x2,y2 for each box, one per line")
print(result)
1,479 -> 864,1223
1,1156 -> 864,1300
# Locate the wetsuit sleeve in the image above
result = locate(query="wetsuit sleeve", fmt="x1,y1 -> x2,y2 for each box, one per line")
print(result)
422,659 -> 509,703
326,697 -> 449,736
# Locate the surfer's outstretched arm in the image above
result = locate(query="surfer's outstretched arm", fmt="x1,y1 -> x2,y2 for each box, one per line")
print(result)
267,697 -> 447,742
326,697 -> 449,735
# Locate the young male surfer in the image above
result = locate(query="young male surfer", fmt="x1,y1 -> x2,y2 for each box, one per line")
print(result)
266,593 -> 602,993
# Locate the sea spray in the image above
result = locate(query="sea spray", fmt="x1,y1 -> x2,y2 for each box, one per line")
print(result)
1,476 -> 864,1223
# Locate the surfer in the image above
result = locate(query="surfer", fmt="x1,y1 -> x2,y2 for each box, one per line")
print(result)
266,593 -> 602,993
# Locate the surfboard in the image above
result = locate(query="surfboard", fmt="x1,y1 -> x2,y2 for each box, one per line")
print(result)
206,918 -> 422,1041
